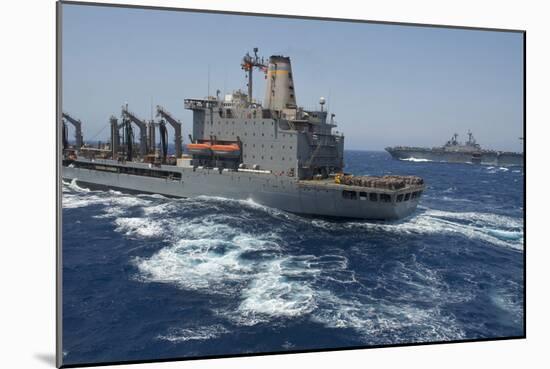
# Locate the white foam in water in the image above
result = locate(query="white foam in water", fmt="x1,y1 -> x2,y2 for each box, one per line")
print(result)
311,208 -> 524,251
134,216 -> 280,294
486,229 -> 523,241
134,211 -> 468,342
157,325 -> 229,343
111,196 -> 151,208
65,180 -> 518,341
400,157 -> 432,162
63,181 -> 153,220
62,193 -> 106,209
309,293 -> 465,343
424,209 -> 523,229
237,259 -> 317,322
115,217 -> 165,238
142,203 -> 174,216
309,256 -> 468,343
93,206 -> 126,219
196,195 -> 300,221
68,178 -> 90,192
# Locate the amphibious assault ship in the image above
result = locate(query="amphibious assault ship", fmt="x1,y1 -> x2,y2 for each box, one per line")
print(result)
62,48 -> 425,220
386,131 -> 523,166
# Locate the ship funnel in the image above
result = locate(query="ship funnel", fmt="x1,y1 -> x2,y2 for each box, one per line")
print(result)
263,55 -> 297,111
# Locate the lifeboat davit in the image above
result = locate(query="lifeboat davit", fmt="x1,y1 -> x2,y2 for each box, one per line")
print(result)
187,142 -> 212,156
211,143 -> 241,158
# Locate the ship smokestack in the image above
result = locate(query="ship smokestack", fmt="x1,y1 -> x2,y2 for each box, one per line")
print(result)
263,55 -> 297,111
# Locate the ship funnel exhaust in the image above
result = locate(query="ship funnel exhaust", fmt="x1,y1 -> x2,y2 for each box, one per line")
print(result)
263,55 -> 297,111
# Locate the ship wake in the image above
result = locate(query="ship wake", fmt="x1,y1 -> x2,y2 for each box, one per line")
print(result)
62,181 -> 523,344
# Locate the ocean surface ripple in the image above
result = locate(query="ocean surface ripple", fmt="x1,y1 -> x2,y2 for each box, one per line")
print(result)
62,151 -> 524,365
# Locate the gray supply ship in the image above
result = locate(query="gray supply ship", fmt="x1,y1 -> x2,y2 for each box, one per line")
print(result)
386,131 -> 523,166
62,48 -> 425,220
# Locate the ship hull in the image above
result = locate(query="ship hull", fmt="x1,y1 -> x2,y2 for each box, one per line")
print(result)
62,159 -> 423,220
386,148 -> 523,166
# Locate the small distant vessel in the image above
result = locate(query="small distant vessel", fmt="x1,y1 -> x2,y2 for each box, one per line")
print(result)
386,131 -> 523,166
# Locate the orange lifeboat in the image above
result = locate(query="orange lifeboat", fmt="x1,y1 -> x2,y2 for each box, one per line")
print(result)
211,143 -> 241,158
186,142 -> 212,156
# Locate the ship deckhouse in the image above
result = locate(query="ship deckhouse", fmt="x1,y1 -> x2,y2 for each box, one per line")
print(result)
184,49 -> 344,180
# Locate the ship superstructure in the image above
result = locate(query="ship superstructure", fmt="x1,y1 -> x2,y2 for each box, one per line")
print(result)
62,48 -> 425,220
386,131 -> 524,166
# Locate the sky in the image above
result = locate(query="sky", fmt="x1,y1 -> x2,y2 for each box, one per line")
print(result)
61,4 -> 524,151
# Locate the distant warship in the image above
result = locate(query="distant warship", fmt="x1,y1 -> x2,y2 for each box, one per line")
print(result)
386,131 -> 523,166
62,48 -> 425,220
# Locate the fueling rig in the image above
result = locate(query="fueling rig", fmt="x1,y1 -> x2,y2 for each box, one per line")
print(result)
63,104 -> 183,166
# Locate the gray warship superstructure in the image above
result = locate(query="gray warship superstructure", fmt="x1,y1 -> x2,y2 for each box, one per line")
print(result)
62,49 -> 425,220
386,131 -> 523,166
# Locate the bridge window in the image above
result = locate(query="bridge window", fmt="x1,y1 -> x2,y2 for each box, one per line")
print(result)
396,194 -> 404,202
342,190 -> 357,200
369,193 -> 378,201
359,192 -> 367,200
404,193 -> 411,201
380,194 -> 392,203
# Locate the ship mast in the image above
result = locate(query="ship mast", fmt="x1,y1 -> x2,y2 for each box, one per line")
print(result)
241,47 -> 267,104
467,129 -> 475,145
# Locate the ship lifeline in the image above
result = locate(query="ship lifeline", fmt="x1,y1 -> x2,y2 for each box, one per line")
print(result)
62,49 -> 425,220
386,131 -> 524,166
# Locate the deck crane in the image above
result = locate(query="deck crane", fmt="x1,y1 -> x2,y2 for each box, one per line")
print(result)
110,115 -> 128,159
158,120 -> 168,163
155,105 -> 183,158
61,112 -> 84,150
121,105 -> 148,158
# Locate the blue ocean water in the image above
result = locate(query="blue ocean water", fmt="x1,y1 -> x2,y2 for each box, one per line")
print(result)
62,151 -> 524,366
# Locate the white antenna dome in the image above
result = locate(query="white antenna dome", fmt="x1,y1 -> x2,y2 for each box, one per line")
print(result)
319,96 -> 326,105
